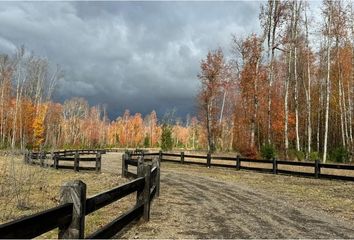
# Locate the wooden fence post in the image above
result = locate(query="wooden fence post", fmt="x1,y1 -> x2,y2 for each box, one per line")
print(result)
137,156 -> 144,170
236,155 -> 240,170
36,151 -> 40,166
315,159 -> 320,178
121,153 -> 127,177
23,150 -> 29,164
64,150 -> 67,157
181,152 -> 184,164
153,157 -> 161,197
152,159 -> 157,185
40,151 -> 44,167
29,150 -> 33,164
156,153 -> 161,197
49,150 -> 54,168
272,158 -> 277,174
74,152 -> 80,172
54,153 -> 59,169
58,180 -> 86,239
207,152 -> 211,168
95,152 -> 101,173
159,150 -> 162,162
136,162 -> 151,221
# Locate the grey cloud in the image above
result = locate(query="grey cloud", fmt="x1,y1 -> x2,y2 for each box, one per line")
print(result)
0,1 -> 261,119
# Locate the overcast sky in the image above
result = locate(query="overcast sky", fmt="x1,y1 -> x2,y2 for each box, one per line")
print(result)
0,1 -> 265,119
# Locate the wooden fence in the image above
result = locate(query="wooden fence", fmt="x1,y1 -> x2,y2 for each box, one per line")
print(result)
129,151 -> 354,182
0,155 -> 160,239
24,148 -> 154,173
24,149 -> 104,172
122,152 -> 161,188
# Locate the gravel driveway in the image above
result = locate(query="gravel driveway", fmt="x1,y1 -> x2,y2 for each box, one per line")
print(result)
113,158 -> 354,239
99,154 -> 354,239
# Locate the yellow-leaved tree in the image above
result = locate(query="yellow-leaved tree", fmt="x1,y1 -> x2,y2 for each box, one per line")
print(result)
33,104 -> 48,149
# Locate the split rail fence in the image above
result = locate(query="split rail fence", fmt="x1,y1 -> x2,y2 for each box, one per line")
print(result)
24,149 -> 106,172
0,154 -> 160,239
128,151 -> 354,182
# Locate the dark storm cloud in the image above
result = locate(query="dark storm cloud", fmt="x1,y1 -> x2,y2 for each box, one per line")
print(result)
0,1 -> 261,119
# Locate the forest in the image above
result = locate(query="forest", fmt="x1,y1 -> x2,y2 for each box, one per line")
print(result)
198,0 -> 354,162
0,0 -> 353,163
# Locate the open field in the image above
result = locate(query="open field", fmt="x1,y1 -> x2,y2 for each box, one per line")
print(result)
0,152 -> 134,238
2,152 -> 354,238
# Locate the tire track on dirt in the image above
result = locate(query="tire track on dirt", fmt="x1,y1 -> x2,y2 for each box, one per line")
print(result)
166,172 -> 353,238
106,154 -> 354,239
118,167 -> 354,239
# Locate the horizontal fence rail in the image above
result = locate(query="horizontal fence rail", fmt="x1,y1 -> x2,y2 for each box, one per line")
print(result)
1,154 -> 160,239
85,178 -> 145,215
129,150 -> 354,182
86,204 -> 144,239
0,203 -> 73,239
33,148 -> 354,182
24,150 -> 102,173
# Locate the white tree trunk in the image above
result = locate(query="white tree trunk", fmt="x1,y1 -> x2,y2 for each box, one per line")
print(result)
284,41 -> 291,159
337,39 -> 346,148
323,13 -> 332,163
305,5 -> 312,158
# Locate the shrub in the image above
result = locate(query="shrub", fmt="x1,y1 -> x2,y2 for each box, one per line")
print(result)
330,147 -> 349,163
260,144 -> 276,160
309,151 -> 319,161
143,136 -> 150,148
238,146 -> 257,159
288,149 -> 305,161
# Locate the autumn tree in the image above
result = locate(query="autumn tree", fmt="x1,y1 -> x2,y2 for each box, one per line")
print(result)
32,104 -> 47,149
197,49 -> 229,153
260,0 -> 286,144
232,34 -> 264,151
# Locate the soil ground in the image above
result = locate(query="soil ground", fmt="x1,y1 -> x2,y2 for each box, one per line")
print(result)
119,157 -> 354,239
1,152 -> 354,238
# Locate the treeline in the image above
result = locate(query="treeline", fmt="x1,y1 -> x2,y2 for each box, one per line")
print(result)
2,1 -> 354,163
0,47 -> 207,150
0,47 -> 61,150
197,0 -> 354,162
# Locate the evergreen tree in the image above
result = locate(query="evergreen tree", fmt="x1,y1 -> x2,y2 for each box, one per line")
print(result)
161,124 -> 173,151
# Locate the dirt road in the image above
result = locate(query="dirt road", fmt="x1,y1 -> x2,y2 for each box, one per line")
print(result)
106,154 -> 354,238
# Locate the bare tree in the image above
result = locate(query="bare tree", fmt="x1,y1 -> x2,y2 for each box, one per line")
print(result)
304,2 -> 312,159
323,0 -> 333,163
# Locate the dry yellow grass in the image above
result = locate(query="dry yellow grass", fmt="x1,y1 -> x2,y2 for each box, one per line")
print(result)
0,152 -> 135,238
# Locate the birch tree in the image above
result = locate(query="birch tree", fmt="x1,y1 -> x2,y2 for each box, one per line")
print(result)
322,0 -> 333,163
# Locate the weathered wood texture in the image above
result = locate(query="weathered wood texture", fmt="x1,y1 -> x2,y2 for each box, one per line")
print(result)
59,180 -> 87,239
0,157 -> 160,239
137,159 -> 151,221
